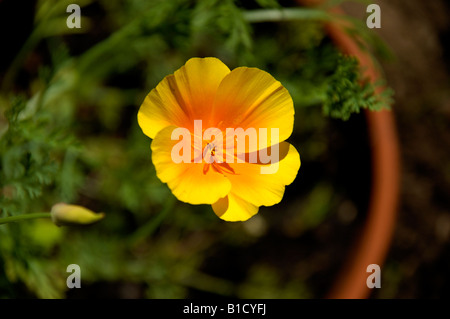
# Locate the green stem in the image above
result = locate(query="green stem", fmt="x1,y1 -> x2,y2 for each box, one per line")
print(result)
127,196 -> 176,246
0,213 -> 51,225
180,271 -> 235,297
243,8 -> 331,23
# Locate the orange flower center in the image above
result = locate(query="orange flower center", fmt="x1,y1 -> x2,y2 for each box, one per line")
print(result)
189,130 -> 237,176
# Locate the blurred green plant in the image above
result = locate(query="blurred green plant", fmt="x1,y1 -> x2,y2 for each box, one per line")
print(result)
0,0 -> 392,298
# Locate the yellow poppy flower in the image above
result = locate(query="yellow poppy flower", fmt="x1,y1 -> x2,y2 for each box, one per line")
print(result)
138,57 -> 300,221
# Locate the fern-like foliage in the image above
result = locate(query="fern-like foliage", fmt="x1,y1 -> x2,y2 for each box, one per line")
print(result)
0,95 -> 81,217
322,54 -> 393,120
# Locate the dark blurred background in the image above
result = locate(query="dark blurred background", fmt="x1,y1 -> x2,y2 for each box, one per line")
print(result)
365,0 -> 450,298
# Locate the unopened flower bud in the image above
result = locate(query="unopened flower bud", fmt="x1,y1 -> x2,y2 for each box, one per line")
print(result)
51,203 -> 105,226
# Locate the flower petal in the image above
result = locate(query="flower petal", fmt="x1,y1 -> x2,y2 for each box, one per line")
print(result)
151,126 -> 232,205
212,193 -> 259,222
225,142 -> 300,207
212,67 -> 294,150
138,57 -> 231,139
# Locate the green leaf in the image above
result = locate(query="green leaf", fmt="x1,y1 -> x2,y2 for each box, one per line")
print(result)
322,54 -> 393,120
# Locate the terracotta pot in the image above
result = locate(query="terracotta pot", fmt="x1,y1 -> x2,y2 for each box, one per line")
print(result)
298,1 -> 401,299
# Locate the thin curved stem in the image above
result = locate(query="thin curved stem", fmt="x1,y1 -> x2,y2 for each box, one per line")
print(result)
243,8 -> 331,23
0,213 -> 51,225
127,196 -> 176,246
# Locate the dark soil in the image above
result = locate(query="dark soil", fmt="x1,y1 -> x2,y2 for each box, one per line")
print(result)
343,0 -> 450,298
378,0 -> 450,299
